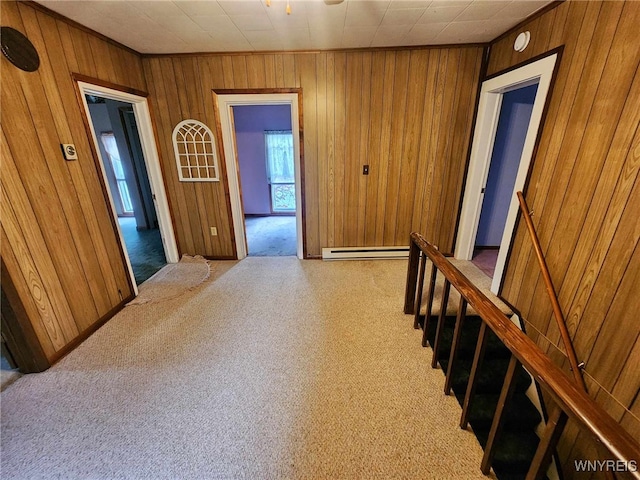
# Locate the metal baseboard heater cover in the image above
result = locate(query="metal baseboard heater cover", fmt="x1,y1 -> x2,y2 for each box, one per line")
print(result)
322,246 -> 410,260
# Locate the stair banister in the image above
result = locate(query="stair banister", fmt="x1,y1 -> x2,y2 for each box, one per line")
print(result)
405,233 -> 640,478
516,191 -> 586,390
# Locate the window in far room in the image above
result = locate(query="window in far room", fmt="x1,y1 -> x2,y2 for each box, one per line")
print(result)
265,130 -> 295,213
100,132 -> 133,214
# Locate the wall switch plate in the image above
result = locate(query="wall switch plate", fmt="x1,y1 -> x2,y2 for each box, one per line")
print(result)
363,165 -> 369,175
210,226 -> 218,236
61,144 -> 78,160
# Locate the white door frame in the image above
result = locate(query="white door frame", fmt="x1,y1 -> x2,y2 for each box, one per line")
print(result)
216,93 -> 303,260
78,81 -> 179,294
455,53 -> 558,293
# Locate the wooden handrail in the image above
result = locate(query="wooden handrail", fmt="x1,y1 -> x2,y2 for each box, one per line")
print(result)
407,233 -> 640,476
517,192 -> 615,480
516,191 -> 587,391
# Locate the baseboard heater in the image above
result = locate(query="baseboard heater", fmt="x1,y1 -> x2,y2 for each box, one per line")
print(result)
322,246 -> 410,260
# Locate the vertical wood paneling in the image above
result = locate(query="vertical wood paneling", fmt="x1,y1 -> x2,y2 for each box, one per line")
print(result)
19,4 -> 116,321
316,53 -> 328,250
395,51 -> 428,244
298,53 -> 319,255
364,51 -> 387,246
325,53 -> 336,248
198,57 -> 232,254
440,48 -> 483,250
221,56 -> 234,88
143,46 -> 483,257
344,52 -> 363,246
247,55 -> 266,88
356,52 -> 372,247
500,0 -> 588,303
1,136 -> 72,355
432,49 -> 462,248
2,1 -> 143,363
413,50 -> 438,236
374,52 -> 396,246
333,52 -> 347,248
489,1 -> 640,474
3,61 -> 98,331
383,51 -> 411,246
521,1 -> 625,341
35,9 -> 125,308
87,34 -> 117,84
232,56 -> 249,88
424,49 -> 448,244
556,71 -> 640,350
264,54 -> 277,86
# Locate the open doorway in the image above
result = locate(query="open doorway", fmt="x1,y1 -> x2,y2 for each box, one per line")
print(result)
472,83 -> 538,277
86,95 -> 166,284
233,105 -> 296,256
76,79 -> 179,293
455,52 -> 559,293
215,90 -> 305,259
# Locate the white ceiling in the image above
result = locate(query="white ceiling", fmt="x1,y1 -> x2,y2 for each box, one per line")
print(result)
35,0 -> 553,54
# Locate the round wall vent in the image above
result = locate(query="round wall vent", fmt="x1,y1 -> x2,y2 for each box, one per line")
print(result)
1,26 -> 40,72
514,31 -> 531,52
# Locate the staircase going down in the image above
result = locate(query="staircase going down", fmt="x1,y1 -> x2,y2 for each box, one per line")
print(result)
420,313 -> 546,480
406,233 -> 640,480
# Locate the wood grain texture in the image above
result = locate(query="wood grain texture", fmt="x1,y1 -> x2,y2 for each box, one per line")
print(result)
1,1 -> 143,362
142,46 -> 483,257
489,0 -> 640,472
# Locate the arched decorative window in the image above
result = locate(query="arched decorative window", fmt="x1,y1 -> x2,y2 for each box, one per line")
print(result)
172,120 -> 220,182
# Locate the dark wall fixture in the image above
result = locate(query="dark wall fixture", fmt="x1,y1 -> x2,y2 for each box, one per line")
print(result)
1,26 -> 40,72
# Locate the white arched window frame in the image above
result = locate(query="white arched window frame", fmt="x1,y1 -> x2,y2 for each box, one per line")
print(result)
172,120 -> 220,182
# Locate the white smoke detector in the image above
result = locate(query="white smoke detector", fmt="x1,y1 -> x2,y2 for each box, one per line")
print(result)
514,31 -> 531,52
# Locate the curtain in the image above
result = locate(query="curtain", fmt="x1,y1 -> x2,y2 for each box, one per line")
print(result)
265,130 -> 295,212
265,130 -> 294,184
100,132 -> 134,213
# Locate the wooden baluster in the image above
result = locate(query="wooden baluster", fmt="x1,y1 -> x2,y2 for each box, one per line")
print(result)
408,232 -> 640,475
526,407 -> 568,480
413,253 -> 427,329
431,279 -> 451,367
421,263 -> 438,347
404,238 -> 420,314
461,321 -> 489,429
445,296 -> 467,395
481,355 -> 521,474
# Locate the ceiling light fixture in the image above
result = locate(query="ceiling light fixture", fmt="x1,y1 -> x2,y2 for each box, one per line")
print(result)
265,0 -> 291,15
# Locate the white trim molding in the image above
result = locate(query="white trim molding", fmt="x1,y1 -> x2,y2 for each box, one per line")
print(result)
455,53 -> 558,293
216,93 -> 303,260
78,81 -> 180,293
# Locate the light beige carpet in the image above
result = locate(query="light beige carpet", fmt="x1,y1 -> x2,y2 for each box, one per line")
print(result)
1,258 -> 494,479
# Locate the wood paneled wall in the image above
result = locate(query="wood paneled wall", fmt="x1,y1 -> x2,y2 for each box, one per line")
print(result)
142,46 -> 484,258
489,1 -> 640,476
1,1 -> 146,364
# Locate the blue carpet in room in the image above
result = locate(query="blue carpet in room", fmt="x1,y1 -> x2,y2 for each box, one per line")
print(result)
245,216 -> 296,256
118,217 -> 166,285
